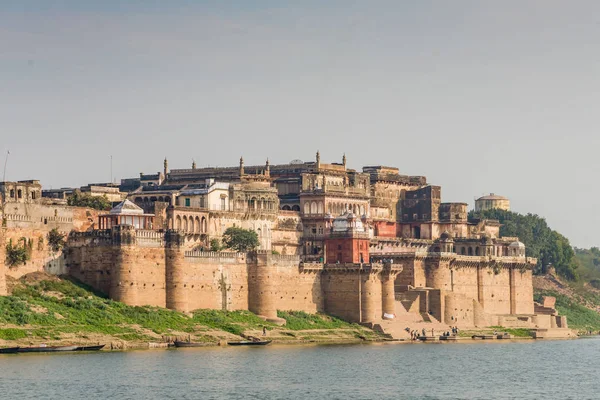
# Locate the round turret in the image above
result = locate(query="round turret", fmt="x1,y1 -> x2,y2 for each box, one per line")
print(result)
509,241 -> 526,257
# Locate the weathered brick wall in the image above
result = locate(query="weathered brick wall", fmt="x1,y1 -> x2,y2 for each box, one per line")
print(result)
444,292 -> 475,326
450,267 -> 480,301
480,267 -> 511,315
395,258 -> 427,288
248,252 -> 322,320
513,269 -> 534,314
2,205 -> 100,280
0,227 -> 6,295
171,253 -> 249,313
322,272 -> 361,322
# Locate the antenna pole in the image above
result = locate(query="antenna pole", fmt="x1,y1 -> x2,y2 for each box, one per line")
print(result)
2,150 -> 9,182
110,155 -> 113,184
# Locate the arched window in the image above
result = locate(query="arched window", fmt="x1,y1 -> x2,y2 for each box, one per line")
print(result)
17,189 -> 22,199
468,247 -> 473,256
317,202 -> 324,214
189,217 -> 195,233
311,201 -> 317,214
292,205 -> 300,212
201,217 -> 207,233
282,205 -> 291,211
461,247 -> 466,255
176,216 -> 182,230
475,247 -> 480,256
183,216 -> 188,232
304,202 -> 310,214
9,189 -> 14,198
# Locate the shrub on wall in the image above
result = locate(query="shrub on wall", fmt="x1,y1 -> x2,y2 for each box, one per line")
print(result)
47,228 -> 66,253
5,238 -> 30,267
210,238 -> 222,252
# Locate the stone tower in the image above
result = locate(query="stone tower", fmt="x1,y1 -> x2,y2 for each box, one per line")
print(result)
109,225 -> 139,305
165,230 -> 188,312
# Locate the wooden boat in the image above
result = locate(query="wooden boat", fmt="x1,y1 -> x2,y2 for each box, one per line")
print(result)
0,347 -> 20,354
471,335 -> 495,340
227,340 -> 272,346
75,344 -> 105,351
174,341 -> 207,348
18,345 -> 79,353
439,335 -> 458,341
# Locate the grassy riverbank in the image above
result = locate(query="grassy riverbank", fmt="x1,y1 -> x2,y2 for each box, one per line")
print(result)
0,273 -> 382,348
533,273 -> 600,333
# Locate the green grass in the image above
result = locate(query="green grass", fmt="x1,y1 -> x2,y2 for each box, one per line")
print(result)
0,279 -> 199,340
488,326 -> 532,337
535,289 -> 600,331
277,311 -> 360,330
192,309 -> 272,336
0,277 -> 380,342
0,328 -> 27,340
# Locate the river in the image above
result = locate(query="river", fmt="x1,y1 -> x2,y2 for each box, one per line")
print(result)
1,338 -> 598,400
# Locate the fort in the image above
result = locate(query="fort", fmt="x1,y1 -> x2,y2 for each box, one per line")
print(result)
0,154 -> 570,337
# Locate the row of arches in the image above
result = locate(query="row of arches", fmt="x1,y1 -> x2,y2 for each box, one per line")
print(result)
457,246 -> 517,257
281,205 -> 301,211
170,215 -> 208,234
237,197 -> 277,212
328,202 -> 366,216
304,201 -> 324,215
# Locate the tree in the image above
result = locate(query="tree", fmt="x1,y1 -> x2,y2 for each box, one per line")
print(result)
47,228 -> 66,253
5,238 -> 30,267
210,238 -> 222,252
222,227 -> 260,253
67,191 -> 112,211
469,209 -> 578,280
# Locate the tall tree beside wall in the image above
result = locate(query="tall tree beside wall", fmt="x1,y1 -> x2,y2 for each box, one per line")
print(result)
67,191 -> 111,211
468,209 -> 578,280
222,227 -> 260,253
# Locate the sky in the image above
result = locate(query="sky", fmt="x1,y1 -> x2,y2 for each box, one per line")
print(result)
1,1 -> 600,247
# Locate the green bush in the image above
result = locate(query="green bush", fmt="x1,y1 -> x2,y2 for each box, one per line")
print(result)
5,239 -> 30,267
0,328 -> 27,340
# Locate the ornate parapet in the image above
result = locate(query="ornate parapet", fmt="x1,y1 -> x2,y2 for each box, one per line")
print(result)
450,255 -> 536,271
299,261 -> 323,273
136,229 -> 165,248
185,250 -> 246,263
323,262 -> 383,274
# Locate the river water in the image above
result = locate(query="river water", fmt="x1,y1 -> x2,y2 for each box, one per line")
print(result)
0,338 -> 598,400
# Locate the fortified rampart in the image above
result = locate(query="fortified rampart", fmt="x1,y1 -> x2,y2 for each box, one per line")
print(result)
377,251 -> 536,327
64,229 -> 410,324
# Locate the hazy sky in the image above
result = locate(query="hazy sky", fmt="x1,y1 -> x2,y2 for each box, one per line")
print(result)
2,1 -> 600,247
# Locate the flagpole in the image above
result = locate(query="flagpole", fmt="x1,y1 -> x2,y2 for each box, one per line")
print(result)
2,150 -> 9,182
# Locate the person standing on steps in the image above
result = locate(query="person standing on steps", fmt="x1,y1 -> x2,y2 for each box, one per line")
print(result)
263,326 -> 267,336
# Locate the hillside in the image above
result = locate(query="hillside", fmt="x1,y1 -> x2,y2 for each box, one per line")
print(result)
0,273 -> 382,348
533,272 -> 600,333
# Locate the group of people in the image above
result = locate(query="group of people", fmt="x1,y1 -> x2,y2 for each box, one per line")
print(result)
405,326 -> 460,340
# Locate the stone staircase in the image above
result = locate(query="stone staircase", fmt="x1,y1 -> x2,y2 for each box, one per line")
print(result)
534,303 -> 557,315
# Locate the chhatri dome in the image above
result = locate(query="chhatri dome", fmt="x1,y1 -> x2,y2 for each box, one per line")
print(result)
332,211 -> 366,233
